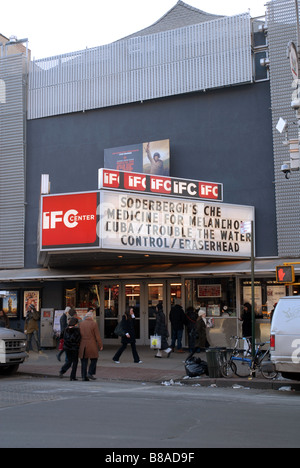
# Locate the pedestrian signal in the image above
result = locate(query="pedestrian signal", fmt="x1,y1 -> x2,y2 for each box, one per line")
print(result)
276,265 -> 295,284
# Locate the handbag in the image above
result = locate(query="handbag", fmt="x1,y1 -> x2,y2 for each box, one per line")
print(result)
150,335 -> 161,349
114,321 -> 125,337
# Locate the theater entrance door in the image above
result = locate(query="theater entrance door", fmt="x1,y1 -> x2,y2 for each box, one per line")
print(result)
101,280 -> 183,345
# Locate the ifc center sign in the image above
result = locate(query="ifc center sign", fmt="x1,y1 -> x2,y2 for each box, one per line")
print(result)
40,180 -> 254,259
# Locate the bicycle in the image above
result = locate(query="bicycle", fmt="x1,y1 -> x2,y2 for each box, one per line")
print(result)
221,336 -> 278,380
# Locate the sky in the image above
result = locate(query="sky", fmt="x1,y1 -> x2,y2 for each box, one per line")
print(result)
1,0 -> 268,60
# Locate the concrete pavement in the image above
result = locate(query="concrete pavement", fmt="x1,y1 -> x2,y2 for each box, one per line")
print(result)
17,345 -> 300,391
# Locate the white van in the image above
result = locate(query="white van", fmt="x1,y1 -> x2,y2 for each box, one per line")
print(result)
270,296 -> 300,381
0,328 -> 27,375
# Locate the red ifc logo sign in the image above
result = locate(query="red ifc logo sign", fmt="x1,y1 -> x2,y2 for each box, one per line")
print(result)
41,192 -> 99,249
99,169 -> 223,201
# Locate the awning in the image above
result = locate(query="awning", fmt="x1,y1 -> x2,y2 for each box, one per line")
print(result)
0,258 -> 299,282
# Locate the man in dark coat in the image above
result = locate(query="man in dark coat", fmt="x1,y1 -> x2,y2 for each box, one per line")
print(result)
169,304 -> 187,352
154,304 -> 172,358
59,317 -> 81,381
240,302 -> 252,340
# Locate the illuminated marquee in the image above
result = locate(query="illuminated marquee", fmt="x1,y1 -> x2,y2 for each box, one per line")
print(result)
99,191 -> 254,258
98,168 -> 223,201
40,189 -> 254,259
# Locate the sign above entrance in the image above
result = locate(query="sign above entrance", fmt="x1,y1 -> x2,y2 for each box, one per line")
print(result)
100,191 -> 254,258
39,190 -> 253,259
41,191 -> 100,250
98,168 -> 223,202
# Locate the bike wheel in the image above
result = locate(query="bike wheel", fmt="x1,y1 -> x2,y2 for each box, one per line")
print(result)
221,360 -> 237,378
260,368 -> 278,380
258,351 -> 278,380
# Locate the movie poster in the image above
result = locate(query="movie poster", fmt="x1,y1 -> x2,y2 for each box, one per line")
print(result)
104,139 -> 170,176
23,290 -> 40,317
2,291 -> 18,317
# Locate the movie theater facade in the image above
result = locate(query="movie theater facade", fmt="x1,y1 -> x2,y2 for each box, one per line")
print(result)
1,1 -> 300,346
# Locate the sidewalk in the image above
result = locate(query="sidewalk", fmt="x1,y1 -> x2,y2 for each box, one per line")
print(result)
18,345 -> 300,391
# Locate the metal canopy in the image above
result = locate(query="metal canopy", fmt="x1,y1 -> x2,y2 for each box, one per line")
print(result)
0,257 -> 299,282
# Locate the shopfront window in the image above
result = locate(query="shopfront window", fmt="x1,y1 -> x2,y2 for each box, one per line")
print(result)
292,282 -> 300,295
78,283 -> 100,313
148,283 -> 163,337
170,283 -> 182,307
65,288 -> 76,308
185,278 -> 236,317
241,279 -> 287,320
104,284 -> 119,339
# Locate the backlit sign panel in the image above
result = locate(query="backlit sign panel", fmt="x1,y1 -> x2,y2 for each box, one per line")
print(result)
99,191 -> 254,258
104,139 -> 170,175
41,192 -> 100,250
99,169 -> 223,202
40,190 -> 254,259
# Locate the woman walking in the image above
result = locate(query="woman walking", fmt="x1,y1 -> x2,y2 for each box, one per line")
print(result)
153,303 -> 172,358
79,310 -> 103,381
112,307 -> 142,363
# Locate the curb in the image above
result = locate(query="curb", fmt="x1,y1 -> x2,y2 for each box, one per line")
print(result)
17,367 -> 300,392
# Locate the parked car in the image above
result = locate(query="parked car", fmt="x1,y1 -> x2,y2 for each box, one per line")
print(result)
0,328 -> 27,375
270,296 -> 300,381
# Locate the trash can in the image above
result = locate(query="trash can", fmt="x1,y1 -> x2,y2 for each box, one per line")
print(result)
205,347 -> 227,378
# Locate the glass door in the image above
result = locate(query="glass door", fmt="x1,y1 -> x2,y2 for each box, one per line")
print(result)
168,281 -> 184,346
169,282 -> 182,308
103,283 -> 119,340
147,283 -> 164,340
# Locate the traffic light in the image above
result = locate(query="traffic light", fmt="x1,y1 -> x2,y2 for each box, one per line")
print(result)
276,265 -> 295,284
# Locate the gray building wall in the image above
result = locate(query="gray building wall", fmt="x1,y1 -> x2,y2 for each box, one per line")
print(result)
268,0 -> 300,257
26,80 -> 276,268
0,54 -> 27,269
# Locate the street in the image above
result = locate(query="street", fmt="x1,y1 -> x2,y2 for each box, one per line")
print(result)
0,375 -> 299,449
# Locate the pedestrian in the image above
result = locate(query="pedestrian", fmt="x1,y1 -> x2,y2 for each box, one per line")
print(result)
239,302 -> 252,341
186,306 -> 198,352
153,303 -> 172,358
194,310 -> 210,351
68,308 -> 78,319
24,304 -> 41,352
79,309 -> 103,381
112,306 -> 142,363
270,302 -> 277,322
56,306 -> 71,361
0,309 -> 9,328
186,309 -> 210,360
59,317 -> 81,380
169,303 -> 187,352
